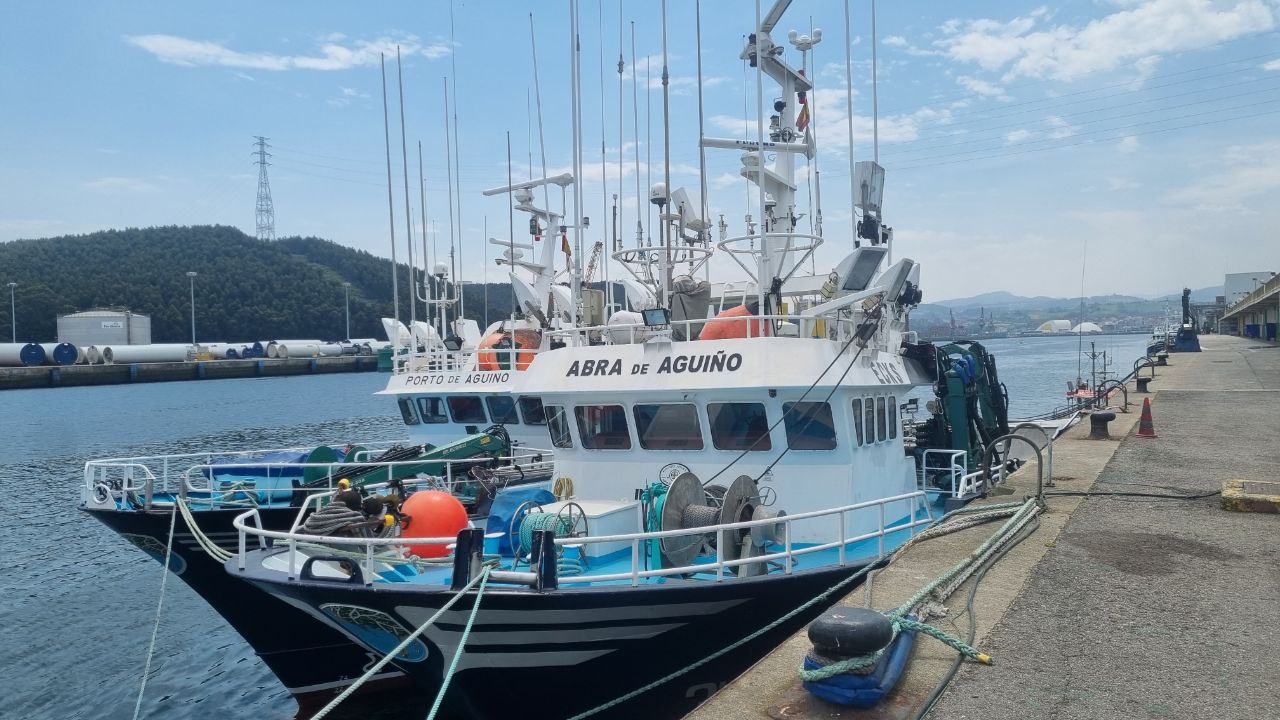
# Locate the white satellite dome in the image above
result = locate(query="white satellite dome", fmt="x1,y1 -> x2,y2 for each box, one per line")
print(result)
1071,322 -> 1102,334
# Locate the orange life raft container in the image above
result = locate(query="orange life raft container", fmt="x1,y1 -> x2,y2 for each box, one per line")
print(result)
700,305 -> 771,340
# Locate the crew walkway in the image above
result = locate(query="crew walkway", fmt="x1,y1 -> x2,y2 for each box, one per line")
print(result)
688,335 -> 1280,720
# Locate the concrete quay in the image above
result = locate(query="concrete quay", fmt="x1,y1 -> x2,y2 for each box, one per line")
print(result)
688,334 -> 1280,720
0,355 -> 378,390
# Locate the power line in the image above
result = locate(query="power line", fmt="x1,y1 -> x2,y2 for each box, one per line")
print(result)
885,78 -> 1280,159
892,106 -> 1280,172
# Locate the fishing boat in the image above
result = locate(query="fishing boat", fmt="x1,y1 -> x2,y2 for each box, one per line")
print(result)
226,4 -> 1028,717
81,432 -> 554,712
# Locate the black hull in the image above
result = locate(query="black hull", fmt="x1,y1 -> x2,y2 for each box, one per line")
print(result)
239,553 -> 870,719
83,506 -> 418,715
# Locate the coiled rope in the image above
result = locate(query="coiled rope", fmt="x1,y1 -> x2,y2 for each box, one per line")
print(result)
517,512 -> 585,576
175,497 -> 232,562
301,503 -> 366,535
799,498 -> 1042,682
130,502 -> 177,720
308,565 -> 492,720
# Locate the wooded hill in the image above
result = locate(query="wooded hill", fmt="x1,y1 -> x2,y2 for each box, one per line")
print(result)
0,225 -> 518,343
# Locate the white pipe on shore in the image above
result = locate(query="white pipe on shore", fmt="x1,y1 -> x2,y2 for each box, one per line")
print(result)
101,344 -> 194,364
85,346 -> 102,364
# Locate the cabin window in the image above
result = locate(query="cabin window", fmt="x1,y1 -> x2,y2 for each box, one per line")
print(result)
888,396 -> 898,440
782,402 -> 837,450
486,395 -> 520,424
518,396 -> 547,425
633,403 -> 704,450
416,397 -> 449,424
852,399 -> 864,446
574,405 -> 633,450
397,397 -> 419,425
707,402 -> 771,451
448,395 -> 487,424
864,398 -> 876,444
545,405 -> 574,448
876,397 -> 888,442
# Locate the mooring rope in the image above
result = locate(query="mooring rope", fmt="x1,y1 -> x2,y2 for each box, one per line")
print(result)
130,502 -> 178,720
175,497 -> 232,562
308,566 -> 492,720
799,498 -> 1042,682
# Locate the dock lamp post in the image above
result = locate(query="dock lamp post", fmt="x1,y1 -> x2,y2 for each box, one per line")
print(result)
7,282 -> 15,342
342,282 -> 352,341
186,271 -> 198,345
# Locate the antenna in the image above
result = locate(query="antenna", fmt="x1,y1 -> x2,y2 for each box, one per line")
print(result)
695,0 -> 709,246
660,0 -> 672,303
842,0 -> 857,249
379,54 -> 400,333
507,130 -> 517,318
570,0 -> 585,325
417,140 -> 429,321
753,0 -> 767,314
599,0 -> 611,313
529,14 -> 554,266
443,77 -> 458,327
871,0 -> 880,164
449,0 -> 465,323
396,47 -> 415,327
252,136 -> 275,240
631,22 -> 642,249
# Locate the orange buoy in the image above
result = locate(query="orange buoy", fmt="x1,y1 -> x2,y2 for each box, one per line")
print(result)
477,329 -> 542,370
700,304 -> 771,340
400,490 -> 469,558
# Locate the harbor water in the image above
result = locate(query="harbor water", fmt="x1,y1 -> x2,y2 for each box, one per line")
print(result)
0,334 -> 1149,719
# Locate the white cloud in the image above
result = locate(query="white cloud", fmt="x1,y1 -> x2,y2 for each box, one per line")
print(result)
936,1 -> 1275,82
1165,141 -> 1280,211
84,177 -> 159,194
1265,58 -> 1280,71
955,75 -> 1008,99
1117,135 -> 1140,153
883,35 -> 908,47
125,33 -> 452,71
1107,177 -> 1141,190
1045,115 -> 1077,139
1004,129 -> 1034,145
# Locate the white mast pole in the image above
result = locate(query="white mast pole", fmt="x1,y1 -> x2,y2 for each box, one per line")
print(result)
569,0 -> 584,327
631,22 -> 642,250
754,0 -> 767,317
659,0 -> 672,306
380,54 -> 400,349
842,0 -> 857,250
443,77 -> 456,336
396,47 -> 415,329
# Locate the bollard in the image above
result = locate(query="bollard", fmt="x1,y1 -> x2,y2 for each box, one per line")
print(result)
1089,411 -> 1117,440
1136,377 -> 1152,393
1156,353 -> 1169,366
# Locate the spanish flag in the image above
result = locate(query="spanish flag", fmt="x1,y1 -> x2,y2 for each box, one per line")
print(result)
561,230 -> 571,257
796,68 -> 810,132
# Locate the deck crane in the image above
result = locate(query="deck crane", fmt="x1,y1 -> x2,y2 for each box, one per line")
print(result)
583,240 -> 604,284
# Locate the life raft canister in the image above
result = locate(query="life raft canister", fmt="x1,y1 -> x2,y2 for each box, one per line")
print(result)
699,304 -> 771,340
477,329 -> 542,371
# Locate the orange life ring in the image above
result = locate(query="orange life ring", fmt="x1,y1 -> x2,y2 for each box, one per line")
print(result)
477,329 -> 542,370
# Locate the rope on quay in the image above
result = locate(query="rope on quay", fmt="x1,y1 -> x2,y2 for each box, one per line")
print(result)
800,498 -> 1042,683
308,566 -> 492,720
130,502 -> 178,720
565,496 -> 1039,720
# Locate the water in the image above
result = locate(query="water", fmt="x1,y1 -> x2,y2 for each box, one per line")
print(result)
0,335 -> 1148,719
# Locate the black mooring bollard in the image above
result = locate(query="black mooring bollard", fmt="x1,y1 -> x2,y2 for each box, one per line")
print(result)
450,527 -> 484,591
1136,377 -> 1152,393
1089,411 -> 1117,439
1157,353 -> 1169,366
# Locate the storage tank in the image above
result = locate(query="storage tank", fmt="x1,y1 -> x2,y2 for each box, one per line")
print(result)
57,309 -> 151,346
101,344 -> 193,364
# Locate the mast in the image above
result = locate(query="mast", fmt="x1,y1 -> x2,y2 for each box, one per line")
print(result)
659,0 -> 672,305
696,0 -> 709,245
753,0 -> 767,314
569,0 -> 584,326
450,0 -> 465,324
379,53 -> 400,344
443,77 -> 456,334
396,47 -> 415,328
417,140 -> 429,322
631,22 -> 642,249
843,0 -> 858,249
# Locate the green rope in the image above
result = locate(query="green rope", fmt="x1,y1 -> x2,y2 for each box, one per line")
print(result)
799,498 -> 1042,683
426,566 -> 491,719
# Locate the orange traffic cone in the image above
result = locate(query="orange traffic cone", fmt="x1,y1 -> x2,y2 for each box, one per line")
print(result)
1137,397 -> 1158,438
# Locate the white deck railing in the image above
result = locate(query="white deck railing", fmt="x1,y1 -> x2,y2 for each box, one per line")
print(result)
232,488 -> 932,588
85,444 -> 555,511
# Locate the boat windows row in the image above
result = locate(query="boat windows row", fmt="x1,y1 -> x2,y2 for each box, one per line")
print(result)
397,395 -> 547,427
543,396 -> 900,451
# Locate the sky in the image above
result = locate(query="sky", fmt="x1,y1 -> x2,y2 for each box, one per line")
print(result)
1,0 -> 1278,302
